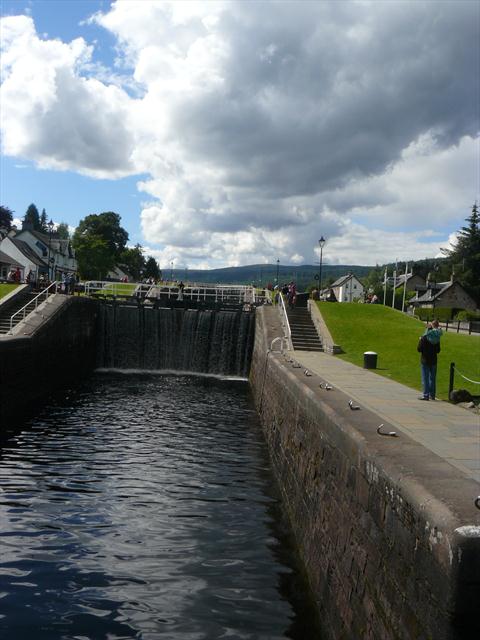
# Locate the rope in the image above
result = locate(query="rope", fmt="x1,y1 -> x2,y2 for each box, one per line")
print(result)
454,364 -> 480,385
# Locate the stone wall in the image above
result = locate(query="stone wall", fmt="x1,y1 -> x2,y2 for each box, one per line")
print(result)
0,296 -> 98,428
250,306 -> 479,640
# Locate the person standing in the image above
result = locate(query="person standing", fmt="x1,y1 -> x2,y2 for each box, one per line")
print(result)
177,281 -> 185,301
417,321 -> 442,400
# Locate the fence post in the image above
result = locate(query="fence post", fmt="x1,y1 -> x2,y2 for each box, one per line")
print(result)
448,362 -> 455,399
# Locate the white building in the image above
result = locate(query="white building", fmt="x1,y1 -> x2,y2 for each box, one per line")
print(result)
0,235 -> 47,281
0,224 -> 77,282
329,273 -> 364,303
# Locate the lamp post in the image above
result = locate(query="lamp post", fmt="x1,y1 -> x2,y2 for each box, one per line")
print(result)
318,236 -> 326,298
47,219 -> 54,281
170,260 -> 174,281
276,258 -> 280,285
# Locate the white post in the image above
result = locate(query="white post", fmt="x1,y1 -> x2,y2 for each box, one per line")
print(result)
391,262 -> 397,309
383,266 -> 388,305
401,262 -> 408,313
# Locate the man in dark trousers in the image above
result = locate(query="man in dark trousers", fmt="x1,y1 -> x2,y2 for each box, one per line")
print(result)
417,321 -> 442,400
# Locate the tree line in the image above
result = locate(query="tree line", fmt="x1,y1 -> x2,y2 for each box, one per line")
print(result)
1,202 -> 478,301
357,204 -> 479,305
0,204 -> 161,282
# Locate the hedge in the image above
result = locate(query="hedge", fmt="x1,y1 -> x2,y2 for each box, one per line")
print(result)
413,307 -> 454,322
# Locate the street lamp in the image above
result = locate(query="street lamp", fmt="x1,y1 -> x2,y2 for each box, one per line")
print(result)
276,258 -> 280,285
47,219 -> 55,281
318,236 -> 326,298
170,260 -> 174,281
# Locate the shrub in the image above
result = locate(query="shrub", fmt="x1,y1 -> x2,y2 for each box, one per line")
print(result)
413,307 -> 453,322
454,310 -> 480,321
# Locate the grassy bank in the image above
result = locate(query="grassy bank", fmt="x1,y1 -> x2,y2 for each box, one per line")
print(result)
0,284 -> 19,300
317,302 -> 479,400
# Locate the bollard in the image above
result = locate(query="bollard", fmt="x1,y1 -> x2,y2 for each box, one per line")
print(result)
364,351 -> 377,369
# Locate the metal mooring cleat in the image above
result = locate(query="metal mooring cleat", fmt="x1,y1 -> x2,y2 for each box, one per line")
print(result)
377,424 -> 398,437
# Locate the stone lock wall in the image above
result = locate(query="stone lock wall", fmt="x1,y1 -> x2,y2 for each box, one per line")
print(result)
0,296 -> 98,428
250,306 -> 479,640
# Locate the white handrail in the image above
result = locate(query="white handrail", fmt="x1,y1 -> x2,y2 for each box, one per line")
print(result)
9,281 -> 58,333
83,281 -> 258,305
278,293 -> 293,350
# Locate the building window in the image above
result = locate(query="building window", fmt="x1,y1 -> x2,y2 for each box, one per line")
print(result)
36,240 -> 47,257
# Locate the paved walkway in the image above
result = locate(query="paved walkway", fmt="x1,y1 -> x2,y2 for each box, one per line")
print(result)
293,350 -> 480,484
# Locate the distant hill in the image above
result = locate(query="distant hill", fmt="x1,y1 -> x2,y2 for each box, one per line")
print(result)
170,263 -> 373,291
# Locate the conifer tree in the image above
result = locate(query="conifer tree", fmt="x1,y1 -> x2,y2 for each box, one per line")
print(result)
0,205 -> 14,232
40,208 -> 48,233
442,203 -> 480,302
24,203 -> 41,230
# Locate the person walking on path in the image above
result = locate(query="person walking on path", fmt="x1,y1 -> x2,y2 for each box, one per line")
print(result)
417,320 -> 442,400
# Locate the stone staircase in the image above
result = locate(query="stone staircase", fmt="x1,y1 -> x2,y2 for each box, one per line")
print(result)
0,288 -> 39,335
287,307 -> 323,351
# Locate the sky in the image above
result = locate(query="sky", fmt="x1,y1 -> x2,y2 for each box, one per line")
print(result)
0,0 -> 479,271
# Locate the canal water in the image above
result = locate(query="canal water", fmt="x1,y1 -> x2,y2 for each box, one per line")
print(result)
0,372 -> 321,639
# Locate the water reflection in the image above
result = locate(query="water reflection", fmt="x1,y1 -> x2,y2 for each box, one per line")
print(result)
0,373 -> 321,639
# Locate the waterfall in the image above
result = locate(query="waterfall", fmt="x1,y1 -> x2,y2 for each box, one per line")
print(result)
97,304 -> 255,377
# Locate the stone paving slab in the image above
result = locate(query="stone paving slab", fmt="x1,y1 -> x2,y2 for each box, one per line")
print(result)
293,350 -> 480,484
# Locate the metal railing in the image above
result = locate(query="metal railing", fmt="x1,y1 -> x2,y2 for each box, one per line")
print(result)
82,281 -> 262,306
8,281 -> 58,333
278,293 -> 293,350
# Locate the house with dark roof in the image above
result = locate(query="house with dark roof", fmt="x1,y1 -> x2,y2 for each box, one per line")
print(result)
409,277 -> 478,313
0,235 -> 49,281
0,224 -> 77,280
0,248 -> 23,281
393,272 -> 424,291
329,273 -> 364,303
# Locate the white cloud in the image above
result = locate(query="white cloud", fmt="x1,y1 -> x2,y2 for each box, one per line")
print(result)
1,1 -> 479,267
0,15 -> 135,178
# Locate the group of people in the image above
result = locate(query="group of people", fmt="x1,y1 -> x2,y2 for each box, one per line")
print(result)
59,272 -> 78,294
6,267 -> 22,282
280,282 -> 296,308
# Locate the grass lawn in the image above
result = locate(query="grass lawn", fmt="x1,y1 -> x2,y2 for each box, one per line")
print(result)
0,283 -> 19,299
317,302 -> 480,401
101,283 -> 137,295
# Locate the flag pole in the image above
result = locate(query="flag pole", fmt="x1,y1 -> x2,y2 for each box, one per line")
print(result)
401,262 -> 408,313
383,266 -> 388,305
391,261 -> 397,309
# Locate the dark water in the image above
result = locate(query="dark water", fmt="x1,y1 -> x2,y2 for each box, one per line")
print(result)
0,373 -> 320,639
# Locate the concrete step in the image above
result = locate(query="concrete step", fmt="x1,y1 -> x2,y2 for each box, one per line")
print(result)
287,307 -> 322,351
291,337 -> 322,350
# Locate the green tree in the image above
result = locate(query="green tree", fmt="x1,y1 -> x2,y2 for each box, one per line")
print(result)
363,264 -> 384,298
145,256 -> 161,280
56,222 -> 70,240
0,205 -> 14,232
442,203 -> 480,302
40,208 -> 48,233
73,234 -> 116,280
74,212 -> 128,256
119,244 -> 146,281
24,203 -> 40,230
72,211 -> 129,279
